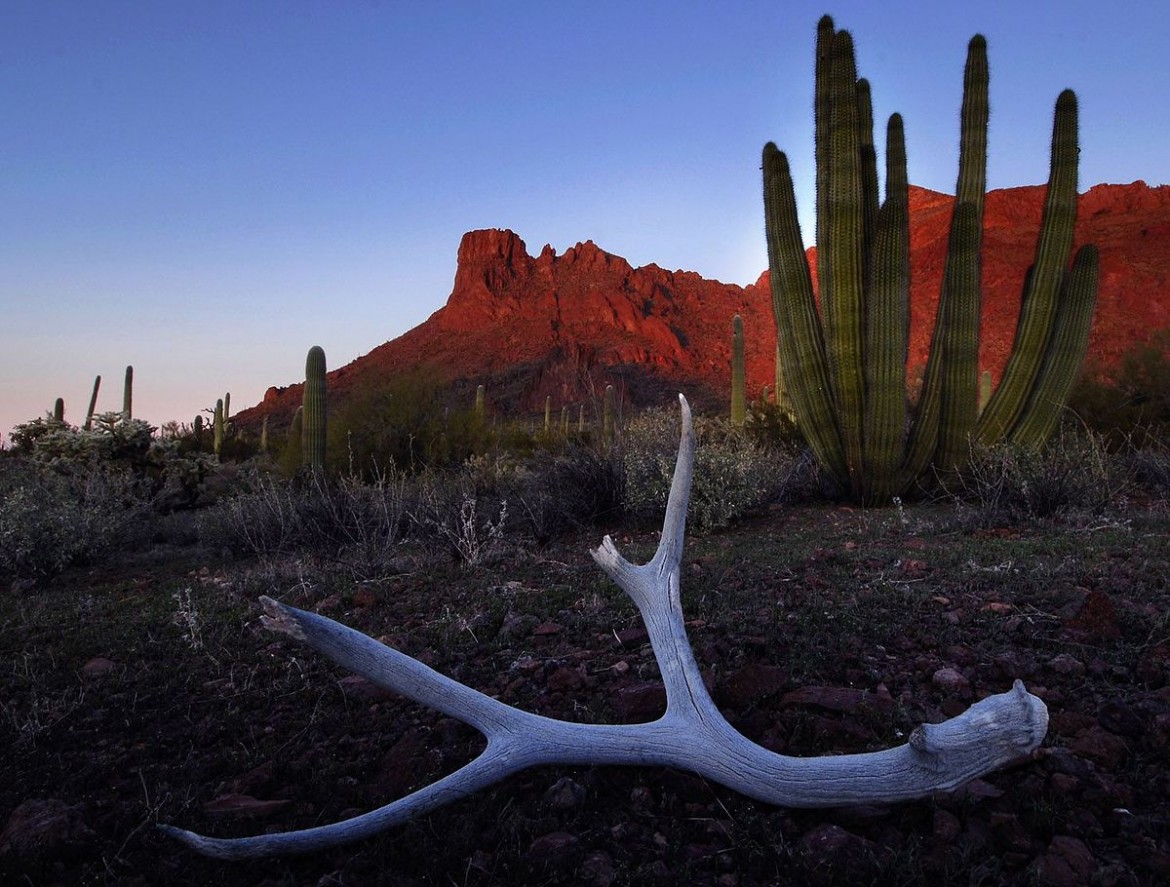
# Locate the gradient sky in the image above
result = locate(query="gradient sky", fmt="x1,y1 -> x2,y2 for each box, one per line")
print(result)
3,0 -> 1167,442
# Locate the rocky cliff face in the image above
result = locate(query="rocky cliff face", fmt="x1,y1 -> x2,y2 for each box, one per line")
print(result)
240,181 -> 1170,429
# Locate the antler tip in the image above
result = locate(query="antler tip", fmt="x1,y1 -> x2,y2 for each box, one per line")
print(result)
259,596 -> 308,641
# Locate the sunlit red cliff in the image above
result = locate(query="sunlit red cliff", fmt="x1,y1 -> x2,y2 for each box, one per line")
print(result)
238,181 -> 1170,429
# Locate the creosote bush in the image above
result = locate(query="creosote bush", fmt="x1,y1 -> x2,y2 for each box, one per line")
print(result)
201,466 -> 409,577
0,459 -> 155,584
622,409 -> 791,530
947,429 -> 1129,523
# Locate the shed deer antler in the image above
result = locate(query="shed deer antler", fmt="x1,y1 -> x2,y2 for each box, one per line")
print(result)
160,395 -> 1048,859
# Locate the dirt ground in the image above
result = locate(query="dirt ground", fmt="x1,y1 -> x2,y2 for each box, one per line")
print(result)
2,503 -> 1168,885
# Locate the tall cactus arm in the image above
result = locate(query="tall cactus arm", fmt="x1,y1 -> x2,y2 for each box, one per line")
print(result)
934,202 -> 983,472
823,29 -> 867,497
977,90 -> 1080,443
862,113 -> 910,503
763,144 -> 848,486
1008,244 -> 1099,447
903,35 -> 990,484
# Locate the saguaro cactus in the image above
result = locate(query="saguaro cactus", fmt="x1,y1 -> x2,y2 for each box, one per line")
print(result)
53,398 -> 65,423
602,384 -> 616,448
84,375 -> 101,431
302,346 -> 327,471
213,399 -> 224,457
731,315 -> 746,427
123,365 -> 134,423
764,17 -> 1097,502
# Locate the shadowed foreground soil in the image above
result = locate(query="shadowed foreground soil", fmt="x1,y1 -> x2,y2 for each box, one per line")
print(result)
2,504 -> 1168,885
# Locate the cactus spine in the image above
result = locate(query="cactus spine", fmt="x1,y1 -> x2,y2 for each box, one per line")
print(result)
84,375 -> 101,431
731,314 -> 746,427
302,345 -> 327,471
122,365 -> 133,423
764,17 -> 1096,502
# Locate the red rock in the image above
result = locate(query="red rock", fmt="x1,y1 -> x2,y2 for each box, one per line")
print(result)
80,657 -> 116,679
1035,835 -> 1098,887
0,798 -> 94,861
611,681 -> 666,721
717,663 -> 788,708
1062,589 -> 1122,642
931,667 -> 973,698
235,182 -> 1170,431
1070,725 -> 1129,769
525,830 -> 580,866
780,685 -> 895,715
546,665 -> 584,693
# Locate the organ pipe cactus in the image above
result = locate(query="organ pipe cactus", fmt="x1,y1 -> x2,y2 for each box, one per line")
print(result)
763,16 -> 1097,502
302,346 -> 327,471
731,315 -> 746,427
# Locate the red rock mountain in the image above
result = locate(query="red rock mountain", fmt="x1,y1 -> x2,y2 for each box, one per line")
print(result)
239,181 -> 1170,429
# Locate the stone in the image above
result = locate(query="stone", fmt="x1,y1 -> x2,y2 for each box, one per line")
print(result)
716,663 -> 788,708
1034,835 -> 1098,887
0,798 -> 94,862
525,830 -> 580,867
542,777 -> 586,811
931,667 -> 973,698
611,682 -> 666,721
80,657 -> 116,679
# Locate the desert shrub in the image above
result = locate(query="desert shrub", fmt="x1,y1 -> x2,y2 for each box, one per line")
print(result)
744,400 -> 806,452
509,445 -> 625,542
7,413 -> 215,510
326,372 -> 495,477
203,467 -> 408,576
1128,441 -> 1170,501
1068,328 -> 1170,445
409,472 -> 509,566
622,409 -> 790,530
0,459 -> 155,584
950,430 -> 1129,523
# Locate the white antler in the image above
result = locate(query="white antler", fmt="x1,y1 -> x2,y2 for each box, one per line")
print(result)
160,394 -> 1048,859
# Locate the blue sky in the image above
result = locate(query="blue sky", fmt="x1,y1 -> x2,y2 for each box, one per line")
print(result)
2,0 -> 1166,441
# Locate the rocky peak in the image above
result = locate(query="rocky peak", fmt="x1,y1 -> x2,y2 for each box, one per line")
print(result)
237,181 -> 1170,431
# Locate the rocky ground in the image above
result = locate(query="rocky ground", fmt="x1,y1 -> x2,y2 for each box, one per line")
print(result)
2,503 -> 1168,885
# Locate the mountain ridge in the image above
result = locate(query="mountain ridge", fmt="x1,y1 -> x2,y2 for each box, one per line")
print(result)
238,180 -> 1170,431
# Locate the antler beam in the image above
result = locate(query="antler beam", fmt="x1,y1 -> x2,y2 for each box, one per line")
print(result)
160,395 -> 1048,859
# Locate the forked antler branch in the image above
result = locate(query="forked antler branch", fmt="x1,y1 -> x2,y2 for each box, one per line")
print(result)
160,395 -> 1048,859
